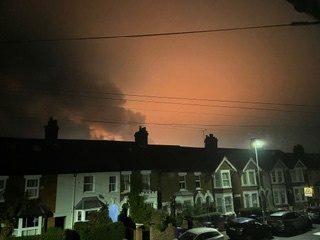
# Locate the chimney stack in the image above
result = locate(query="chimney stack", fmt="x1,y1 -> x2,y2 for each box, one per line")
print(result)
134,126 -> 148,148
204,134 -> 218,150
44,117 -> 59,145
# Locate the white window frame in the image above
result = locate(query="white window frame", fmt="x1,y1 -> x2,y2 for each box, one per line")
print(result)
179,175 -> 186,190
214,170 -> 231,188
241,170 -> 257,186
14,216 -> 43,237
291,168 -> 304,183
24,175 -> 41,199
0,176 -> 8,202
109,176 -> 117,192
194,172 -> 201,190
293,186 -> 306,202
273,187 -> 287,205
83,176 -> 94,193
271,169 -> 284,184
123,174 -> 131,192
75,209 -> 99,222
215,193 -> 234,214
243,190 -> 259,208
141,171 -> 151,190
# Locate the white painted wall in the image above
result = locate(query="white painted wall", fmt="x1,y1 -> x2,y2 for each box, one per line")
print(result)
55,172 -> 122,229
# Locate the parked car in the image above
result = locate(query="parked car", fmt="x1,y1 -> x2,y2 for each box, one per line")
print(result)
267,211 -> 312,235
306,206 -> 320,223
226,217 -> 272,240
174,227 -> 224,240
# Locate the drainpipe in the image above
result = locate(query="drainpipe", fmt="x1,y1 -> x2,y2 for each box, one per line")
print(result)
71,173 -> 77,229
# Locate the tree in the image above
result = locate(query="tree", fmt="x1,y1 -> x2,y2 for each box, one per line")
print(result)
0,178 -> 30,240
127,175 -> 153,226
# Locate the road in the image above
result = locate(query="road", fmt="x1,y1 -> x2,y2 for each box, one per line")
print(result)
223,223 -> 320,240
274,223 -> 320,240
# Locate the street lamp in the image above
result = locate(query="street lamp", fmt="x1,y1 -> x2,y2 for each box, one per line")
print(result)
251,138 -> 265,223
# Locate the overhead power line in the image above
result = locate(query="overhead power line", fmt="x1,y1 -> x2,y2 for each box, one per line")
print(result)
2,21 -> 319,44
2,85 -> 320,113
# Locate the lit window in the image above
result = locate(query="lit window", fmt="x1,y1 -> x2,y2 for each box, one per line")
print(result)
109,176 -> 116,192
25,175 -> 41,199
83,176 -> 94,192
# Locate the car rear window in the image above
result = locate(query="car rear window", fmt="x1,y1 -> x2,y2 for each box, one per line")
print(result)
269,215 -> 283,221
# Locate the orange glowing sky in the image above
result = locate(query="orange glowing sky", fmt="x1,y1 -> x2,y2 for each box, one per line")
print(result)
1,0 -> 320,152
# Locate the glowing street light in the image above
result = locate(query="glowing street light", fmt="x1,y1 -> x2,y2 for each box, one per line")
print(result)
251,138 -> 265,222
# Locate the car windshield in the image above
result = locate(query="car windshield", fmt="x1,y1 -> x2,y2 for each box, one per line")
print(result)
178,232 -> 197,240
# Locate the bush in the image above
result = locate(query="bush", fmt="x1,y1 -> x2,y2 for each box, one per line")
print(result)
192,212 -> 222,227
74,221 -> 125,240
42,227 -> 65,240
74,222 -> 90,240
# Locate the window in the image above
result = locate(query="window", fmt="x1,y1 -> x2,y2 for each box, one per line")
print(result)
242,170 -> 256,186
179,175 -> 186,189
273,188 -> 287,205
0,176 -> 8,202
195,175 -> 201,189
123,174 -> 130,192
142,174 -> 150,190
83,176 -> 94,192
243,191 -> 259,208
25,175 -> 41,199
215,194 -> 234,214
291,169 -> 304,183
22,217 -> 40,228
293,187 -> 306,202
214,170 -> 231,188
109,176 -> 116,192
271,169 -> 284,184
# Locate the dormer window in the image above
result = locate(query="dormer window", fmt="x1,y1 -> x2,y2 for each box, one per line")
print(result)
242,170 -> 256,186
291,168 -> 304,183
271,169 -> 284,184
214,170 -> 231,188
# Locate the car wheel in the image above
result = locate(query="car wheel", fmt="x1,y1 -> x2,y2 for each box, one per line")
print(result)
244,235 -> 252,240
267,230 -> 272,239
288,225 -> 297,236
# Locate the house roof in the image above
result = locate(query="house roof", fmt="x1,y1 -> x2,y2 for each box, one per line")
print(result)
1,137 -> 319,175
17,202 -> 53,218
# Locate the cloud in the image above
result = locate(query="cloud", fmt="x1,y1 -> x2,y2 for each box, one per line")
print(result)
0,7 -> 146,141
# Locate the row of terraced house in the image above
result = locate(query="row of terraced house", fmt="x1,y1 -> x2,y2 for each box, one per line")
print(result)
1,118 -> 320,237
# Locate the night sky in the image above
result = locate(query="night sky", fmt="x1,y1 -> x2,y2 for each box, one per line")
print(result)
1,1 -> 320,153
